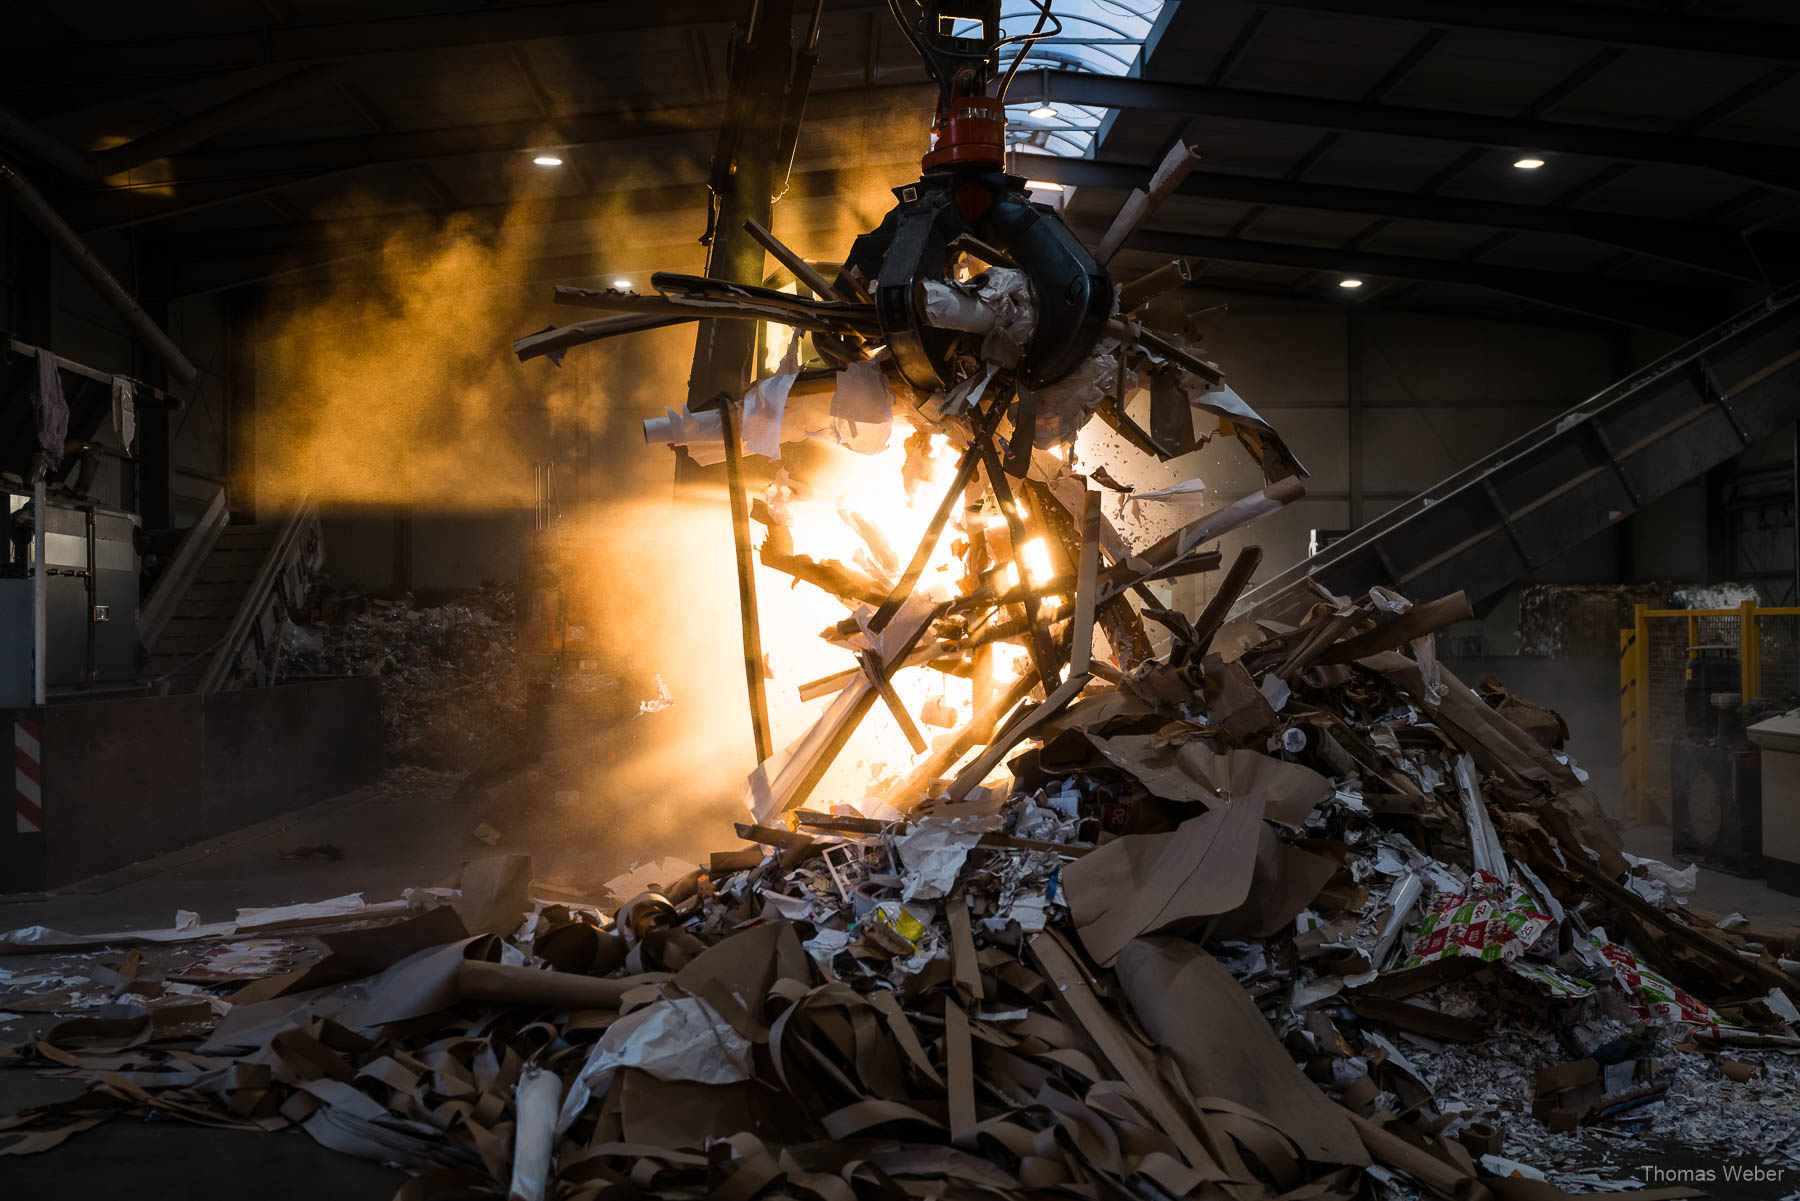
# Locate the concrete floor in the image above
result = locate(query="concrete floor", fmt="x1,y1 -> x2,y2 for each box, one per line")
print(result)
0,720 -> 746,1197
1622,825 -> 1800,927
0,773 -> 468,1199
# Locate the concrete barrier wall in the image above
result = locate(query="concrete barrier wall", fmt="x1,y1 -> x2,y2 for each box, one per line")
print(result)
1,677 -> 382,891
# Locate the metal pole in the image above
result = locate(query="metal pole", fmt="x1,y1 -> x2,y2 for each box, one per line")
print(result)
0,103 -> 94,178
1347,309 -> 1364,529
31,476 -> 46,706
0,159 -> 198,384
712,398 -> 773,763
1632,603 -> 1651,821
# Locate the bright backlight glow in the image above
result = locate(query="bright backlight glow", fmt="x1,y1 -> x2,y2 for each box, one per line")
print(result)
532,154 -> 563,167
1514,158 -> 1545,170
1338,278 -> 1364,289
1020,537 -> 1054,586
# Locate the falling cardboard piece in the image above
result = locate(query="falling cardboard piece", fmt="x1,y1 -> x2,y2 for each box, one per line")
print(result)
1089,733 -> 1331,828
1127,478 -> 1207,503
1114,937 -> 1368,1168
1096,141 -> 1202,264
455,853 -> 533,939
1061,798 -> 1263,965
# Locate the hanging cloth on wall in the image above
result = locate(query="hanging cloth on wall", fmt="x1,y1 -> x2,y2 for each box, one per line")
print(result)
34,349 -> 69,472
111,374 -> 137,456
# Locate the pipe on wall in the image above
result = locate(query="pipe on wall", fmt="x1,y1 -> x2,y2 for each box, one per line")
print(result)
0,159 -> 199,384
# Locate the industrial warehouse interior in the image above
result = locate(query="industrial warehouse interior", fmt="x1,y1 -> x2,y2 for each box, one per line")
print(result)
6,1 -> 1800,1197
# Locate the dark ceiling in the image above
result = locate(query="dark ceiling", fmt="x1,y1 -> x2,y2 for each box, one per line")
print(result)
3,0 -> 1800,334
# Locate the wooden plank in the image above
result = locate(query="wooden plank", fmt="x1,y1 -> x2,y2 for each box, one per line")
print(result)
1069,488 -> 1101,676
1096,141 -> 1202,265
859,650 -> 927,755
976,438 -> 1061,688
869,400 -> 1007,633
943,671 -> 1089,801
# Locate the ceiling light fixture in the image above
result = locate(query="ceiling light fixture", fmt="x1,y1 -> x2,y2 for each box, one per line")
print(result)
612,278 -> 631,289
1338,278 -> 1364,289
1025,179 -> 1064,192
1030,103 -> 1056,119
532,154 -> 564,167
1513,157 -> 1545,170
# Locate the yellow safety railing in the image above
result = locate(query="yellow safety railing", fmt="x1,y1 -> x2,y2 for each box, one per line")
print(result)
1620,602 -> 1800,821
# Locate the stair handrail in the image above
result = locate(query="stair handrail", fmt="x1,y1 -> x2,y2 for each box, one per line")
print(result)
197,490 -> 319,694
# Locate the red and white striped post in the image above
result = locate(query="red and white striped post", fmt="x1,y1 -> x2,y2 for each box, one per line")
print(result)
14,717 -> 43,834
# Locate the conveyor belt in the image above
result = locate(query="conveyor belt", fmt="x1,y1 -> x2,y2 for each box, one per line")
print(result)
1226,282 -> 1800,640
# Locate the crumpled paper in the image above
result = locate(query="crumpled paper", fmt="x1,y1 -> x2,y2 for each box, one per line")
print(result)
743,372 -> 799,459
1033,339 -> 1133,447
894,818 -> 991,901
557,995 -> 752,1131
828,359 -> 893,454
919,267 -> 1036,369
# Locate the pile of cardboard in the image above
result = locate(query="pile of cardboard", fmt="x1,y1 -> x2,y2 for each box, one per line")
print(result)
6,580 -> 1798,1199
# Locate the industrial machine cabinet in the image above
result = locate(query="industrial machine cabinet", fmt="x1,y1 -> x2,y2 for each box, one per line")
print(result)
1748,713 -> 1800,896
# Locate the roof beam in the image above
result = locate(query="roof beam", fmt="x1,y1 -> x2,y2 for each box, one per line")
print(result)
91,64 -> 351,176
1041,70 -> 1800,193
163,163 -> 919,296
0,2 -> 886,92
1237,0 -> 1800,67
63,101 -> 726,232
65,83 -> 933,233
1016,152 -> 1783,280
1115,227 -> 1735,333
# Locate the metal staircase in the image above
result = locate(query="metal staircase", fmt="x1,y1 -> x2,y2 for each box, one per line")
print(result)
1226,282 -> 1800,640
139,493 -> 322,693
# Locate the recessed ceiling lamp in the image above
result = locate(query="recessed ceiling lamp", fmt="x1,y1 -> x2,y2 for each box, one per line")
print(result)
1338,278 -> 1364,289
1514,157 -> 1545,170
532,154 -> 564,167
1025,179 -> 1064,192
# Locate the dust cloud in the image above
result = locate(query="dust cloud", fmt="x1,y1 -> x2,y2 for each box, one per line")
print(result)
250,102 -> 1015,872
250,174 -> 705,513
